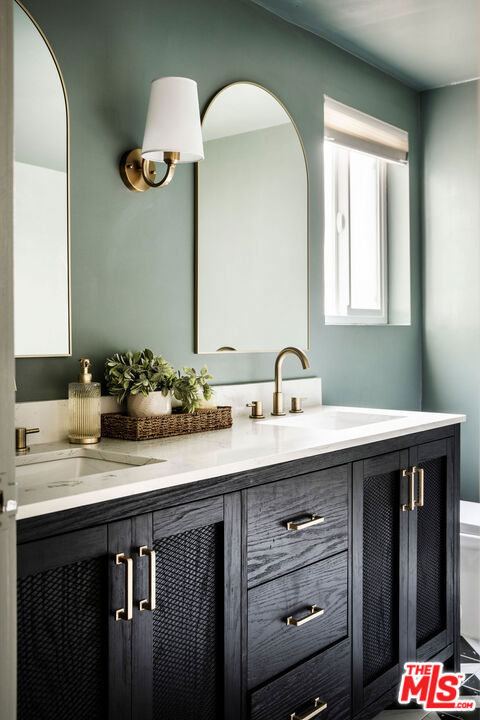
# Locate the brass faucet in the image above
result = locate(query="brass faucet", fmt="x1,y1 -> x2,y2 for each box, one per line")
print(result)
272,347 -> 310,416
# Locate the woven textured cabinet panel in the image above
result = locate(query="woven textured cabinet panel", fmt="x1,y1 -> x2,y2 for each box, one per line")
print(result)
17,557 -> 107,720
152,524 -> 223,720
363,471 -> 399,685
416,458 -> 446,645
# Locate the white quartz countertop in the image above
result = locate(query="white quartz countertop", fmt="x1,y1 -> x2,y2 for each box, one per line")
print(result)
16,403 -> 465,520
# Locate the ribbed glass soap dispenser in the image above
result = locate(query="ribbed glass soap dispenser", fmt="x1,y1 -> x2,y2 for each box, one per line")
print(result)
68,358 -> 101,444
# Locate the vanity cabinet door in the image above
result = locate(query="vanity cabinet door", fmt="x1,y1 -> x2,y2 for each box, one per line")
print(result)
131,494 -> 242,720
352,450 -> 410,714
408,437 -> 456,663
17,524 -> 117,720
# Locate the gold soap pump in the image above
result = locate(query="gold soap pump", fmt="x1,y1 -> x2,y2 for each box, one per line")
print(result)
68,358 -> 101,444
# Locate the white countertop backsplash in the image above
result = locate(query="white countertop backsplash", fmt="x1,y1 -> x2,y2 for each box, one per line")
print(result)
15,395 -> 118,445
15,378 -> 323,444
14,378 -> 465,520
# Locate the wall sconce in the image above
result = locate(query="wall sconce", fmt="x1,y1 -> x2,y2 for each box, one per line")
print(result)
120,76 -> 204,192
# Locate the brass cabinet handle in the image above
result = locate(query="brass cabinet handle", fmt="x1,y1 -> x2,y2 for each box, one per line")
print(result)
139,546 -> 156,612
286,604 -> 324,627
286,514 -> 325,531
401,466 -> 424,511
290,698 -> 327,720
401,468 -> 416,511
115,553 -> 133,621
415,467 -> 424,508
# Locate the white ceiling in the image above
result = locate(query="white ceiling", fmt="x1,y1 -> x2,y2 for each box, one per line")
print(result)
250,0 -> 480,90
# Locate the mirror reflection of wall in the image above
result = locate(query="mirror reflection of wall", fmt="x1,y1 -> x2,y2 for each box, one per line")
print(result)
14,1 -> 70,357
196,82 -> 308,354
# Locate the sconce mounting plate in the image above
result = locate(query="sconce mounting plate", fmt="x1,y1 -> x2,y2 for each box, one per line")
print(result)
120,148 -> 156,192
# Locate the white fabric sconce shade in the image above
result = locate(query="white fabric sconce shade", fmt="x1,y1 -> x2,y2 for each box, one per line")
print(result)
119,76 -> 203,191
142,77 -> 204,163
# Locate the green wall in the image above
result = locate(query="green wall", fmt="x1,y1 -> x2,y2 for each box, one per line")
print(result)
422,81 -> 480,502
15,0 -> 422,413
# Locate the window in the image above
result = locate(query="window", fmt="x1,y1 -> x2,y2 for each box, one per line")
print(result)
324,143 -> 387,324
323,97 -> 409,325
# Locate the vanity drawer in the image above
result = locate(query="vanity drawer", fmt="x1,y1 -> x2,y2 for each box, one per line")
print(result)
248,552 -> 348,688
250,637 -> 351,720
247,464 -> 349,586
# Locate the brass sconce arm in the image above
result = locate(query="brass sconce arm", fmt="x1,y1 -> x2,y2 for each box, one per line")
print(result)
142,151 -> 179,188
120,148 -> 180,192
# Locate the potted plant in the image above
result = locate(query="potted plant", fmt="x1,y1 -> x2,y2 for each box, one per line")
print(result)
174,366 -> 215,413
105,349 -> 175,417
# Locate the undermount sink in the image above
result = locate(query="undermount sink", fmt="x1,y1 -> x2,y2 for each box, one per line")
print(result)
16,449 -> 164,486
264,408 -> 404,431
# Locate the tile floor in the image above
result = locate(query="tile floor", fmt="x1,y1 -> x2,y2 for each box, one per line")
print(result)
375,637 -> 480,720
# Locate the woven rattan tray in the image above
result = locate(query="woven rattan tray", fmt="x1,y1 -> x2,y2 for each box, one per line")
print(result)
101,406 -> 232,441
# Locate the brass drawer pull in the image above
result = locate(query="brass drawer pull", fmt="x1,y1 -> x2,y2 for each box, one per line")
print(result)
286,604 -> 324,627
286,514 -> 324,531
115,553 -> 133,621
401,468 -> 416,511
290,697 -> 327,720
415,467 -> 424,508
139,546 -> 156,611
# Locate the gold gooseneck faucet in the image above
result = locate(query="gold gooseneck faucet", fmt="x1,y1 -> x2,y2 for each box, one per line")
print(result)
272,347 -> 310,416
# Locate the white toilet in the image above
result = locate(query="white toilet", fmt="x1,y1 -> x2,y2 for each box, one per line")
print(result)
460,500 -> 480,643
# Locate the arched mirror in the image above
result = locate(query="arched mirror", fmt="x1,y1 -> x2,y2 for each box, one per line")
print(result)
196,82 -> 309,354
14,1 -> 70,357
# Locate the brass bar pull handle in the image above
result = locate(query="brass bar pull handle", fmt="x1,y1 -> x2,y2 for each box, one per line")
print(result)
415,467 -> 424,508
286,605 -> 324,627
139,546 -> 156,611
286,514 -> 325,531
290,698 -> 327,720
115,553 -> 133,621
401,468 -> 416,511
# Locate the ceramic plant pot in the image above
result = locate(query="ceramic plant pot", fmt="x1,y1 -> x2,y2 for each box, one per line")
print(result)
197,394 -> 217,410
127,390 -> 172,418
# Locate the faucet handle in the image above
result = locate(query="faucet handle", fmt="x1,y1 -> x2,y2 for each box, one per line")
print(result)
15,427 -> 40,454
246,401 -> 265,419
290,397 -> 306,414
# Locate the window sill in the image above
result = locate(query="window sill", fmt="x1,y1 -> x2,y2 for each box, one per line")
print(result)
325,315 -> 387,326
325,316 -> 411,327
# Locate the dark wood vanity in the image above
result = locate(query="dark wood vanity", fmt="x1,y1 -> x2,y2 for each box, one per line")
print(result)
16,422 -> 460,720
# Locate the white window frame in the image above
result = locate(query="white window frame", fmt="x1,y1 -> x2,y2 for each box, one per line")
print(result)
324,142 -> 388,325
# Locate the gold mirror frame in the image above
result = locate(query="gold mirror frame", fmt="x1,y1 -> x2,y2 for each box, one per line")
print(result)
14,0 -> 71,358
195,80 -> 310,354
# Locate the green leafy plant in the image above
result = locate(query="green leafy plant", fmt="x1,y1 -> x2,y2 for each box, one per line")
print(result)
173,366 -> 214,414
104,349 -> 175,403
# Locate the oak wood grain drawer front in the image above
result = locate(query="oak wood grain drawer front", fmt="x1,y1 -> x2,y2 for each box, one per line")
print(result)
248,552 -> 348,688
247,464 -> 349,586
250,637 -> 351,720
